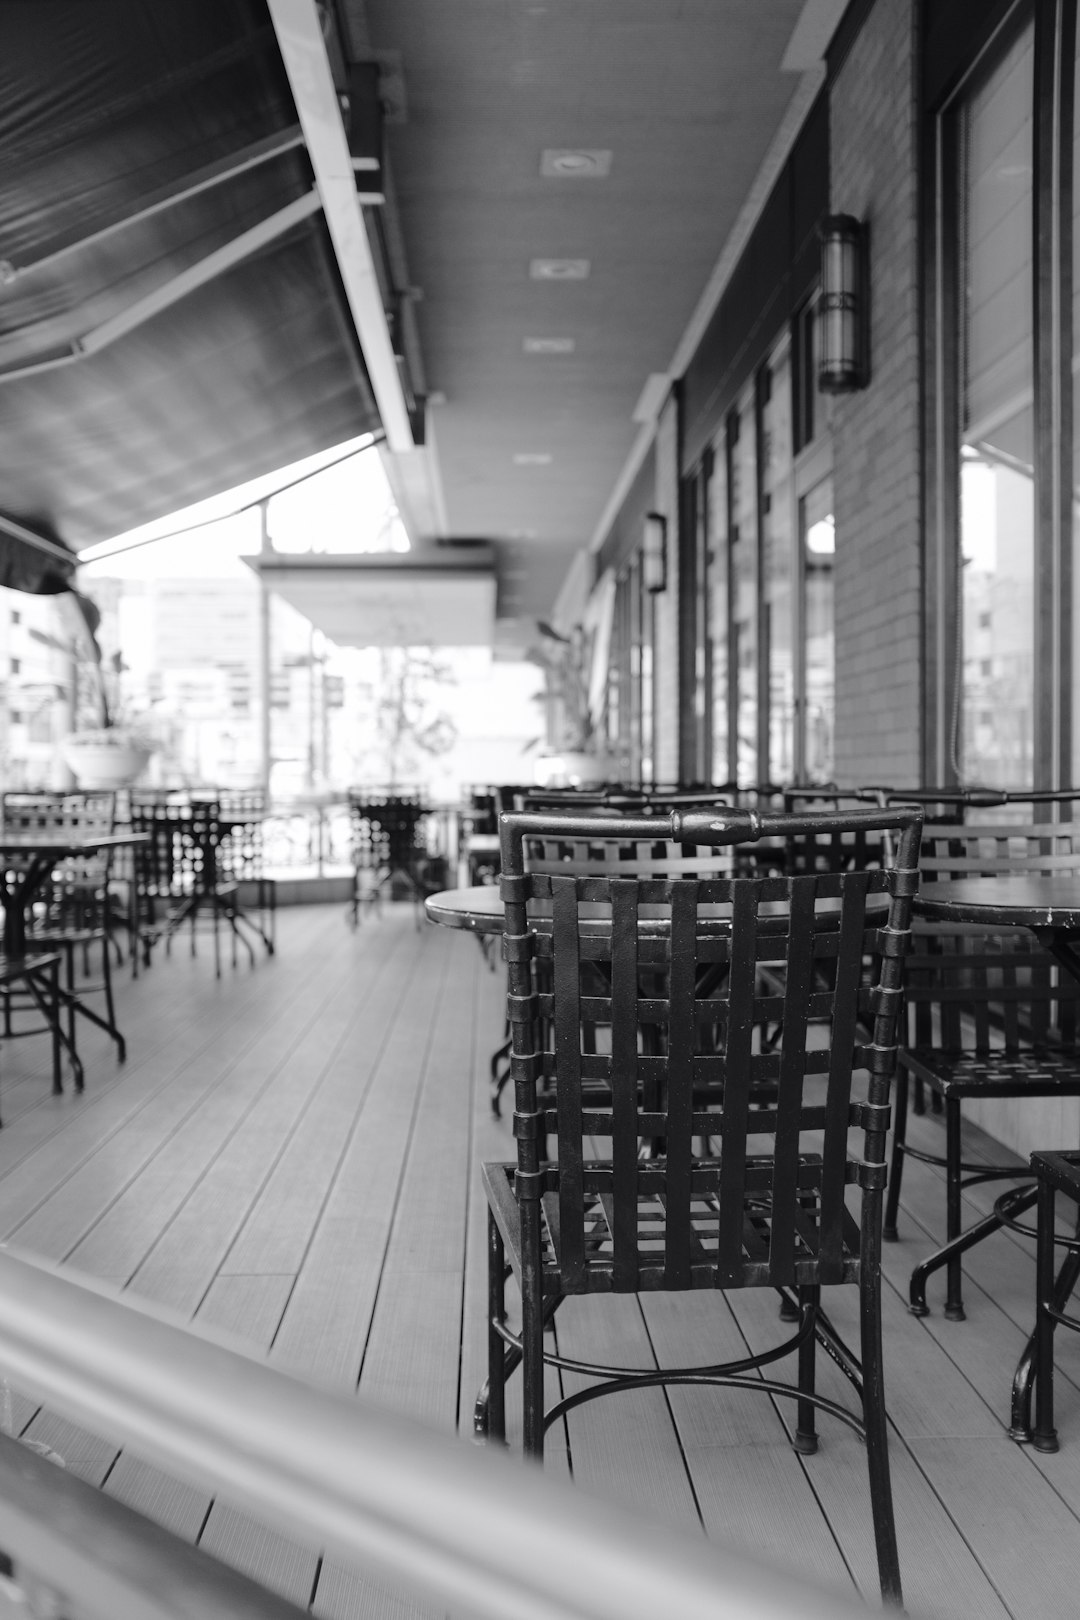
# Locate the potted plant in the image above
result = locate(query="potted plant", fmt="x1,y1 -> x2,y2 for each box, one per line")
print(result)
57,592 -> 158,789
529,621 -> 608,787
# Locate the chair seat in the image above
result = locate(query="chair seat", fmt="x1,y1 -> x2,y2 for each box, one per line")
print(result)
482,1159 -> 862,1294
901,1046 -> 1080,1098
0,952 -> 61,984
1030,1148 -> 1080,1197
26,924 -> 103,946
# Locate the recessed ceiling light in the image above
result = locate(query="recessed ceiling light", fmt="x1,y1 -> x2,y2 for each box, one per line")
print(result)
513,453 -> 553,466
529,258 -> 590,280
523,336 -> 576,354
541,149 -> 612,178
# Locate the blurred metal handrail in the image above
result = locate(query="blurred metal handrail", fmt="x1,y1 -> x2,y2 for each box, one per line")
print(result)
0,1246 -> 865,1620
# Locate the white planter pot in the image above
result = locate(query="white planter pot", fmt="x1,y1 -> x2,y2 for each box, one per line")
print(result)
59,736 -> 153,790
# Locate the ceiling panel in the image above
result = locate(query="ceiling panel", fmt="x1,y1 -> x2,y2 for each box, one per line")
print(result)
364,0 -> 809,620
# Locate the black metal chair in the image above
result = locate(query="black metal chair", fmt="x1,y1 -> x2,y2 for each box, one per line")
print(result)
478,803 -> 923,1609
1021,1149 -> 1080,1452
129,798 -> 264,977
883,800 -> 1080,1318
2,791 -> 122,1065
346,789 -> 431,928
486,814 -> 755,1118
0,949 -> 67,1103
215,790 -> 276,955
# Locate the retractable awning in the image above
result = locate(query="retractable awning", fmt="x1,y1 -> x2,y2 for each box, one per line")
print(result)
0,1 -> 382,552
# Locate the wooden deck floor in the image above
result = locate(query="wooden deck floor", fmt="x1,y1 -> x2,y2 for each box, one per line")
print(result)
2,903 -> 1080,1617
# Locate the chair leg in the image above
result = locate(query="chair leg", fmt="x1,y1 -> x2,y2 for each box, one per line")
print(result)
520,1207 -> 546,1460
100,930 -> 126,1062
486,1212 -> 507,1443
944,1096 -> 965,1321
860,1255 -> 903,1608
64,944 -> 77,1058
1034,1178 -> 1061,1453
795,1283 -> 819,1455
883,1068 -> 908,1242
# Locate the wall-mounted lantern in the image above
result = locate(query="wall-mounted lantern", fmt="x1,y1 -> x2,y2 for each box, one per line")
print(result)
642,511 -> 667,594
817,214 -> 869,393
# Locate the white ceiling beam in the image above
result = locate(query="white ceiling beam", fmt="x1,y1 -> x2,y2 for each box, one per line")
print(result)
266,0 -> 415,453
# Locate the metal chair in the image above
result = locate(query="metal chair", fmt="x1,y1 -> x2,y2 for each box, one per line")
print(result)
346,789 -> 431,928
486,812 -> 756,1117
887,800 -> 1080,1319
0,949 -> 67,1103
478,803 -> 923,1609
2,791 -> 122,1065
215,790 -> 276,955
1016,1149 -> 1080,1451
129,798 -> 263,977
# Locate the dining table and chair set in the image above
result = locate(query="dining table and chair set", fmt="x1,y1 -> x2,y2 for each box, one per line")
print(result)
419,777 -> 1080,1609
0,784 -> 278,1116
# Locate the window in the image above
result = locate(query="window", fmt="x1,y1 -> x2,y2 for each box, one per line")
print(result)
709,445 -> 729,778
728,387 -> 758,786
933,3 -> 1080,787
957,22 -> 1035,785
761,344 -> 796,784
799,479 -> 835,783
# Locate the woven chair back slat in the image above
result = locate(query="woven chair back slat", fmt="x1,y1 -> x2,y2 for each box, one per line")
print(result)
501,806 -> 922,1297
819,870 -> 871,1280
610,880 -> 641,1289
662,882 -> 698,1288
905,928 -> 1079,1054
552,877 -> 586,1289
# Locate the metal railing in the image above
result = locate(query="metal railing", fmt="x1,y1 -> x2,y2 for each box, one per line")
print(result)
0,1247 -> 867,1620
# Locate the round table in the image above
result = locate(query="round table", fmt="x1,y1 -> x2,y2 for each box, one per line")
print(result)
426,884 -> 886,938
915,877 -> 1080,984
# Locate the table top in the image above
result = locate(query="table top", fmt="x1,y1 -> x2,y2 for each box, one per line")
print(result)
915,877 -> 1080,929
0,830 -> 148,856
425,884 -> 886,939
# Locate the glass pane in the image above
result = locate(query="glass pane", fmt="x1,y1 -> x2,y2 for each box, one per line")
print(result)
801,478 -> 835,783
730,386 -> 758,786
959,24 -> 1034,787
762,346 -> 794,784
1073,29 -> 1080,777
709,440 -> 729,780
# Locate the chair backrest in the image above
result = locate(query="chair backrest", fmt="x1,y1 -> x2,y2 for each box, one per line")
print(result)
214,791 -> 267,880
500,805 -> 922,1292
917,801 -> 1080,882
347,790 -> 428,870
904,920 -> 1080,1052
1,792 -> 118,921
129,799 -> 221,897
2,790 -> 115,837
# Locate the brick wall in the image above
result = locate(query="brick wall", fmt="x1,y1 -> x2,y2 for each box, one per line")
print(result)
830,0 -> 923,787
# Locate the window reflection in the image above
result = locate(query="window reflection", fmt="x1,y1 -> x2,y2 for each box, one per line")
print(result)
958,23 -> 1034,786
762,346 -> 795,784
729,386 -> 758,786
801,481 -> 835,783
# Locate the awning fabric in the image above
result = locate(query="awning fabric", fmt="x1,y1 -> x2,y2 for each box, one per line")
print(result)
0,1 -> 379,552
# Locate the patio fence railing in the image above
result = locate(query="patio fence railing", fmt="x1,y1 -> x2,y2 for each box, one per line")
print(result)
0,1246 -> 867,1620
